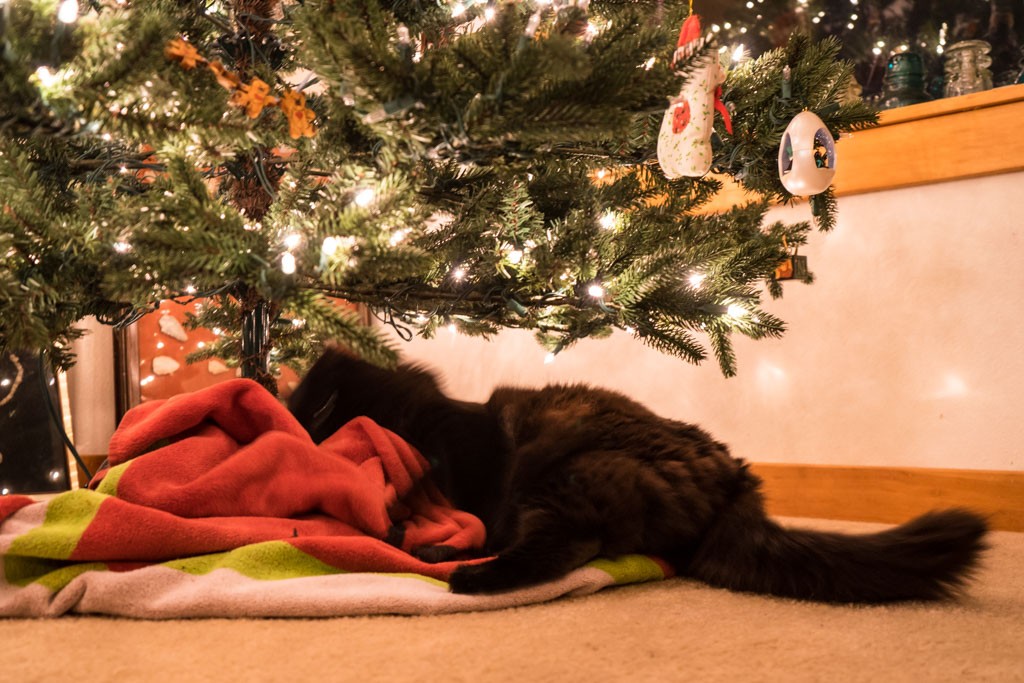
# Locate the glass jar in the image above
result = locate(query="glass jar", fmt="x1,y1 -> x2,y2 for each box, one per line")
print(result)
880,51 -> 932,109
944,40 -> 994,97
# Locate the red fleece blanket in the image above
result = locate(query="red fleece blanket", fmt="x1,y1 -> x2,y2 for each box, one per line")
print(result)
90,378 -> 486,578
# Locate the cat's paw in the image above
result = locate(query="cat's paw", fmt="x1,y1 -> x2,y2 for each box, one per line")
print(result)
412,544 -> 461,564
448,561 -> 520,594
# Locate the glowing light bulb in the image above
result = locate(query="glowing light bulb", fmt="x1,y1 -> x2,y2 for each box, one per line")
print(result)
452,266 -> 466,280
727,304 -> 747,319
484,6 -> 496,21
451,2 -> 466,17
587,284 -> 605,298
448,323 -> 457,334
57,0 -> 78,23
508,249 -> 524,264
688,272 -> 706,289
281,252 -> 296,274
34,66 -> 57,87
642,57 -> 656,70
113,241 -> 131,253
731,45 -> 746,62
284,233 -> 301,250
599,211 -> 618,230
354,188 -> 375,207
322,236 -> 339,256
544,352 -> 556,364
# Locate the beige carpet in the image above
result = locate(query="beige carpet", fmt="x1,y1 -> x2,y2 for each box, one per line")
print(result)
3,518 -> 1022,683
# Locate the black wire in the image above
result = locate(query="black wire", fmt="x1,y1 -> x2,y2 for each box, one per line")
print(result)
37,350 -> 92,483
253,148 -> 278,201
370,304 -> 413,341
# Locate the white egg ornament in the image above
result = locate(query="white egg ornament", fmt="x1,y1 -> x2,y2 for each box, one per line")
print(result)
777,111 -> 836,196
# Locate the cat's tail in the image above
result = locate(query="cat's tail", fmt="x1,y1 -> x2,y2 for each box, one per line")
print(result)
684,472 -> 988,603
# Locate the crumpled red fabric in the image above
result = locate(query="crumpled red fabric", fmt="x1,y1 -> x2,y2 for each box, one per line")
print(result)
84,378 -> 485,578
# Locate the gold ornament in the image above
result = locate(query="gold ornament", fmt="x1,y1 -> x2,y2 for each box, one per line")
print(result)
164,38 -> 205,70
279,89 -> 316,139
230,78 -> 278,119
165,38 -> 315,137
208,60 -> 242,90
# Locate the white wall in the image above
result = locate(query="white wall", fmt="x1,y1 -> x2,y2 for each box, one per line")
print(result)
396,172 -> 1024,472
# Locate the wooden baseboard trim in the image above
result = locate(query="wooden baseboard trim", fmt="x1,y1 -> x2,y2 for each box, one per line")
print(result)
750,463 -> 1024,532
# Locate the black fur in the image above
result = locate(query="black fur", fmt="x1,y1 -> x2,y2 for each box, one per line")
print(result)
288,349 -> 988,602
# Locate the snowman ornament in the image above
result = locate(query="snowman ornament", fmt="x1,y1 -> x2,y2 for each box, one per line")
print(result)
657,14 -> 733,179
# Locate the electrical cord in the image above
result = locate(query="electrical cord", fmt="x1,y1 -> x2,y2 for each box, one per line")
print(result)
37,350 -> 92,483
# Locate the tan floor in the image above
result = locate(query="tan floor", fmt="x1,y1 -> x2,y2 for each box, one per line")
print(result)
3,518 -> 1023,683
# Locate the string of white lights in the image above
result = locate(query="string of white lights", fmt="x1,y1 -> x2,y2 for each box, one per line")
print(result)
0,354 -> 25,409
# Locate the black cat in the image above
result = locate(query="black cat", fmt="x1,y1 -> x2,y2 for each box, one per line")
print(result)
288,349 -> 988,602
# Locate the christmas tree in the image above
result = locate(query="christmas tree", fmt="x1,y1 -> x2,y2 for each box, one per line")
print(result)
0,0 -> 874,392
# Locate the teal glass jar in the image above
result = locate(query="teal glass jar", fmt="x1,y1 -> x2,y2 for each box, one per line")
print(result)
881,51 -> 933,110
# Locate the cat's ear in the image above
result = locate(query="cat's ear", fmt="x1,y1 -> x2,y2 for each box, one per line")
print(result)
288,349 -> 354,440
